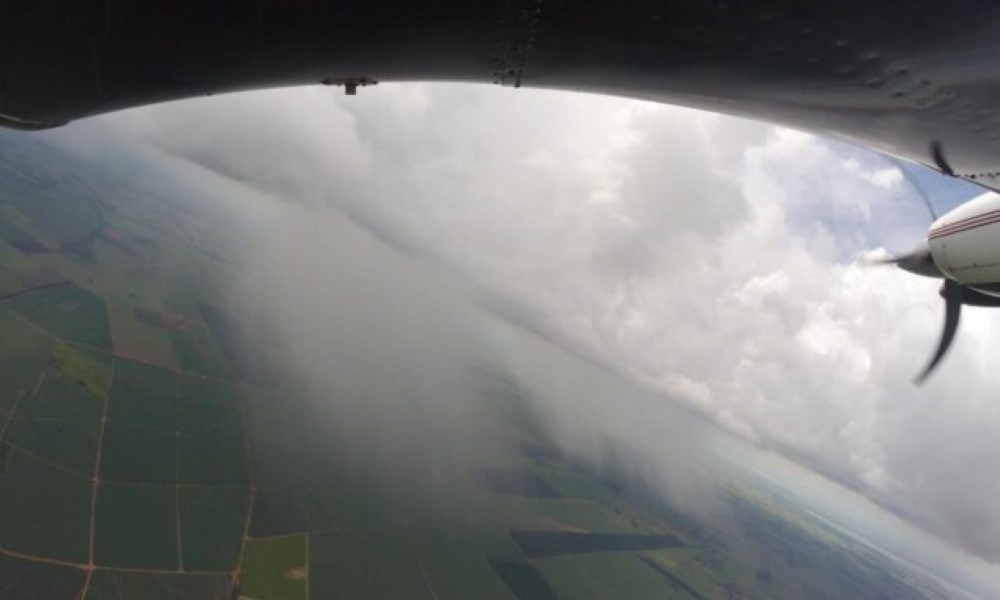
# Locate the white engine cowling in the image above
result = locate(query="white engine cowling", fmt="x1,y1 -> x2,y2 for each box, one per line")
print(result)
928,192 -> 1000,285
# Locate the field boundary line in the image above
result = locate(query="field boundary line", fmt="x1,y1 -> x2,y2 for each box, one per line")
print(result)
0,370 -> 43,441
230,386 -> 258,597
175,372 -> 185,573
2,439 -> 92,479
82,359 -> 113,599
0,544 -> 233,576
0,545 -> 89,571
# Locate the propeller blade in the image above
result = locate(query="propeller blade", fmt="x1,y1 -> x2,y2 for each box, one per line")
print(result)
914,279 -> 963,384
865,245 -> 942,278
930,140 -> 955,177
891,245 -> 943,278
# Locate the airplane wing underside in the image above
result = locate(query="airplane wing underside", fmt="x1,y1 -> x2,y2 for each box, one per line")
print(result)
4,0 -> 1000,190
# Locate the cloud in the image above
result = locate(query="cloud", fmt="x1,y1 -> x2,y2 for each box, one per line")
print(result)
86,83 -> 1000,562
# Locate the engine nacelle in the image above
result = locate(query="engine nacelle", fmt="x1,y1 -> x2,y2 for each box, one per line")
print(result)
928,192 -> 1000,285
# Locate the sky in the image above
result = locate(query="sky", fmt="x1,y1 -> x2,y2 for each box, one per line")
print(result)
41,83 -> 1000,574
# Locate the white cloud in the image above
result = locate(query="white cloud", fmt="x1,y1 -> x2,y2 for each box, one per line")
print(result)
91,83 -> 1000,562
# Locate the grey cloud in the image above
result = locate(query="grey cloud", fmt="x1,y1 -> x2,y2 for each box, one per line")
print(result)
86,84 -> 1000,563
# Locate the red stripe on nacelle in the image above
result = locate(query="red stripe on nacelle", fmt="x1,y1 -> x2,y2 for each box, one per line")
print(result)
929,213 -> 1000,239
930,208 -> 1000,236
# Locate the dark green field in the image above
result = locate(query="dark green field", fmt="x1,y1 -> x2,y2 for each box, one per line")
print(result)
0,311 -> 52,413
179,431 -> 249,487
490,559 -> 558,600
308,529 -> 440,599
85,571 -> 232,599
4,283 -> 112,350
180,487 -> 251,571
250,482 -> 399,538
18,371 -> 103,419
177,375 -> 242,436
4,416 -> 101,475
99,420 -> 177,484
109,359 -> 178,428
94,483 -> 179,570
0,553 -> 87,599
171,323 -> 235,379
0,445 -> 92,562
536,553 -> 676,599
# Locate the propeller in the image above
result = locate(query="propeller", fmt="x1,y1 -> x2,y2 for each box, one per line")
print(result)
871,243 -> 941,278
930,139 -> 956,177
913,279 -> 962,385
877,148 -> 960,384
869,142 -> 994,382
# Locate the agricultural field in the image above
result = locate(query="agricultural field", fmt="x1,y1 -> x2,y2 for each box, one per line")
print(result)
239,534 -> 308,600
94,483 -> 179,570
0,444 -> 93,563
0,128 -> 963,600
3,283 -> 113,350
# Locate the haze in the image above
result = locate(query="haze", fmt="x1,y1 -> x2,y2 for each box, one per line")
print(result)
35,82 -> 1000,595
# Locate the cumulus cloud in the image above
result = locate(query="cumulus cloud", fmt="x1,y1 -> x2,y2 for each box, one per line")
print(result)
87,83 -> 1000,563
